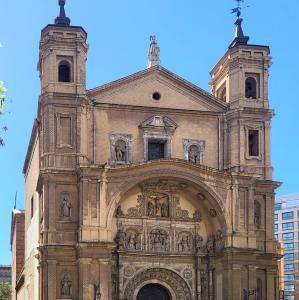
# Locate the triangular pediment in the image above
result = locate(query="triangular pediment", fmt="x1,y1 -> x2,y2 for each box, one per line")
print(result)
88,66 -> 227,112
140,115 -> 178,130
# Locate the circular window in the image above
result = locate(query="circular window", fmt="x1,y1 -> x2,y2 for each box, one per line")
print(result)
152,92 -> 161,101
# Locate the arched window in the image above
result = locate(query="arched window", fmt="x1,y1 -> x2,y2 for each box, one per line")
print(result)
58,61 -> 71,83
245,77 -> 257,99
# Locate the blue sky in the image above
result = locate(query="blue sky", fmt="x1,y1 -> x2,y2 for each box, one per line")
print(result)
0,0 -> 298,264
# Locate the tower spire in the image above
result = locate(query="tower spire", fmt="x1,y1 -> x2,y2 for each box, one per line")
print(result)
55,0 -> 71,26
229,0 -> 249,48
147,36 -> 160,68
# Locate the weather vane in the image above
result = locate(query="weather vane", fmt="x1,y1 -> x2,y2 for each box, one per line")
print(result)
232,0 -> 249,19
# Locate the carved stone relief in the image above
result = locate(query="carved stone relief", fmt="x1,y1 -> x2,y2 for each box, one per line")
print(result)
177,231 -> 193,253
118,179 -> 200,222
123,265 -> 135,278
60,192 -> 72,218
183,139 -> 205,164
209,209 -> 217,218
114,226 -> 141,251
123,268 -> 192,300
254,200 -> 261,229
109,133 -> 132,164
183,268 -> 193,280
60,273 -> 72,298
149,229 -> 169,252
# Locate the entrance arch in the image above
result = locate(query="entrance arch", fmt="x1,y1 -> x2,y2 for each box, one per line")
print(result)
124,268 -> 192,300
137,284 -> 171,300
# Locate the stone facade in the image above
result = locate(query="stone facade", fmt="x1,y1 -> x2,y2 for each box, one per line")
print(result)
16,3 -> 281,300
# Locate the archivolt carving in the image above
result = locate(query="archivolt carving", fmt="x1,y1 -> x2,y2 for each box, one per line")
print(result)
123,268 -> 192,300
117,179 -> 200,222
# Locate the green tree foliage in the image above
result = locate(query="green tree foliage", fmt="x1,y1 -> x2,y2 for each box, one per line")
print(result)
0,283 -> 11,300
0,81 -> 7,146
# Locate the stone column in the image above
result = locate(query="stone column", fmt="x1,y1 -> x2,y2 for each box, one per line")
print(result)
78,258 -> 92,300
266,268 -> 276,300
47,260 -> 57,300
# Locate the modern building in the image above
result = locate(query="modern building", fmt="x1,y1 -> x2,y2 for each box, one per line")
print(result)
0,265 -> 12,284
12,1 -> 282,299
275,193 -> 299,300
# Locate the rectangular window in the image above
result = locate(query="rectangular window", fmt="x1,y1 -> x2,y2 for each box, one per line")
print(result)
284,274 -> 295,281
284,264 -> 295,272
284,253 -> 294,261
274,214 -> 278,221
283,232 -> 294,240
148,140 -> 166,160
285,296 -> 295,300
248,130 -> 259,156
285,285 -> 295,292
282,222 -> 294,231
274,224 -> 278,232
284,243 -> 294,250
282,212 -> 294,220
275,203 -> 282,210
274,234 -> 278,240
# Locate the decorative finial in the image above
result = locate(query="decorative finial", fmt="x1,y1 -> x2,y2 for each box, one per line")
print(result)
55,0 -> 71,26
148,36 -> 160,68
229,0 -> 249,48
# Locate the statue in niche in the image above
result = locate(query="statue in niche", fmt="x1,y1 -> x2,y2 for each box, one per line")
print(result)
161,200 -> 169,217
206,234 -> 215,254
178,233 -> 192,252
254,200 -> 261,229
147,201 -> 155,217
115,205 -> 124,217
215,229 -> 225,252
115,140 -> 126,162
149,229 -> 168,251
61,274 -> 72,297
200,271 -> 208,300
188,145 -> 200,164
60,195 -> 71,218
195,234 -> 204,254
127,232 -> 139,250
93,283 -> 101,300
146,193 -> 169,218
115,227 -> 127,250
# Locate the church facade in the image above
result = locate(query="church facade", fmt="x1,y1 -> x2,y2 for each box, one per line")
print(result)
17,1 -> 281,299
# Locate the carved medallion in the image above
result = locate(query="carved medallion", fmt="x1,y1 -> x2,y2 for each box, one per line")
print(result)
183,268 -> 193,280
123,265 -> 135,278
209,209 -> 217,218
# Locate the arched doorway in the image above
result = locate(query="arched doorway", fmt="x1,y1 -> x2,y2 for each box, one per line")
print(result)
137,284 -> 171,300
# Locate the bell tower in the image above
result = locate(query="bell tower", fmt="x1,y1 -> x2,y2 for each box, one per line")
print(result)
38,0 -> 88,95
210,5 -> 273,179
37,0 -> 89,170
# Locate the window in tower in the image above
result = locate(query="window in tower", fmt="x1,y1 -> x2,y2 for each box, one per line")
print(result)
245,77 -> 257,99
58,60 -> 71,82
248,130 -> 259,157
